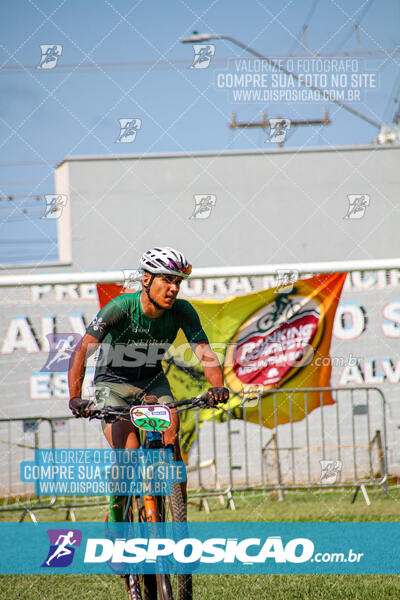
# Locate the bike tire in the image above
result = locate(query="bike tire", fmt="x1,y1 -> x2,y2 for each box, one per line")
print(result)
156,483 -> 192,600
123,497 -> 158,600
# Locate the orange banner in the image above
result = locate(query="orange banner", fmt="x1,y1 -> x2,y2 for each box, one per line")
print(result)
97,272 -> 346,455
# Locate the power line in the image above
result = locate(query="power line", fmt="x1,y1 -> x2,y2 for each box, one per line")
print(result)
288,0 -> 320,55
382,69 -> 400,123
0,58 -> 199,72
0,206 -> 43,214
333,0 -> 375,53
0,160 -> 60,167
0,219 -> 42,224
0,255 -> 57,261
1,48 -> 397,77
0,239 -> 57,244
390,75 -> 400,124
0,180 -> 49,185
0,207 -> 46,222
0,195 -> 42,201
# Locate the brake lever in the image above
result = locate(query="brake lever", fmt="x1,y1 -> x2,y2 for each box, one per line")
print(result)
191,397 -> 229,413
191,397 -> 207,408
88,410 -> 101,421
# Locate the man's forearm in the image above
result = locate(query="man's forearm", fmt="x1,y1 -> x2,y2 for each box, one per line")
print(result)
68,334 -> 100,400
68,350 -> 86,399
201,362 -> 225,387
195,343 -> 225,387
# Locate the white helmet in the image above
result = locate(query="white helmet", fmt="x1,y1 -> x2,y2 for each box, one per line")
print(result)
139,247 -> 192,279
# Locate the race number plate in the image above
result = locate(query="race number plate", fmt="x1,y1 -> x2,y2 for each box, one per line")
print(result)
130,404 -> 172,432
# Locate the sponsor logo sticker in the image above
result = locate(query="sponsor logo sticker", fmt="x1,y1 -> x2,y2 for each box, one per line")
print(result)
225,295 -> 324,393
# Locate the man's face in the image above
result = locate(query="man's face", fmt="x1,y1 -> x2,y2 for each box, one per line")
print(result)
143,273 -> 183,309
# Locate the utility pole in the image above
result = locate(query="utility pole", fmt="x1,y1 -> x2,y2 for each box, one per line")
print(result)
229,109 -> 331,147
181,33 -> 381,130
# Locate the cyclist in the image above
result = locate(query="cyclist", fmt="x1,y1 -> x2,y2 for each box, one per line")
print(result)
68,246 -> 229,522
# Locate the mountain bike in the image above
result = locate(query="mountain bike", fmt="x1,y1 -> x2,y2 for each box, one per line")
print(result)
90,395 -> 207,600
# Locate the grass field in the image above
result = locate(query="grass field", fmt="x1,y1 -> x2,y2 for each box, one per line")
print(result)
1,488 -> 399,599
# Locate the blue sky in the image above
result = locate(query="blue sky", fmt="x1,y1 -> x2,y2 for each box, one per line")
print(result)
0,0 -> 399,264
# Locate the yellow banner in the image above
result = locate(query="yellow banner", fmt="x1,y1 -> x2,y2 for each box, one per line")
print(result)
162,273 -> 347,457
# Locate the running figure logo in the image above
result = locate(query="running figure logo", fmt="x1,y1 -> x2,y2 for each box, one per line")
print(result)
93,386 -> 111,404
41,333 -> 81,372
42,529 -> 82,567
265,119 -> 291,143
115,119 -> 142,143
274,269 -> 299,294
190,44 -> 215,69
122,269 -> 142,291
319,460 -> 342,485
37,45 -> 62,69
344,195 -> 370,219
190,195 -> 217,219
240,383 -> 264,408
42,195 -> 68,219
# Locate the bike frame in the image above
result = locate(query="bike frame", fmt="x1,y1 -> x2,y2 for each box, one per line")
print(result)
89,396 -> 207,600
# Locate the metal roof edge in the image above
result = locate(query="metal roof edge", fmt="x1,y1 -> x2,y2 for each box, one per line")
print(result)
0,261 -> 72,272
55,143 -> 399,168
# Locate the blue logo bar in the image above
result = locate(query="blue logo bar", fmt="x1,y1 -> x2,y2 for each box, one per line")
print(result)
0,523 -> 399,574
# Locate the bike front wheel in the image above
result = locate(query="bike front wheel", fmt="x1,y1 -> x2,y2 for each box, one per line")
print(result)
156,482 -> 192,600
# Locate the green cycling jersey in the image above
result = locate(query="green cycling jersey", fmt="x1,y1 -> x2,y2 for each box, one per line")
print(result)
86,290 -> 208,384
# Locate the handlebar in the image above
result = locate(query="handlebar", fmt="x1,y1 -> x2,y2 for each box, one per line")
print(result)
86,393 -> 223,423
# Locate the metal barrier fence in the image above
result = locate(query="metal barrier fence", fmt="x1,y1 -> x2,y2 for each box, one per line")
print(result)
0,415 -> 108,510
0,386 -> 388,517
189,386 -> 388,494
